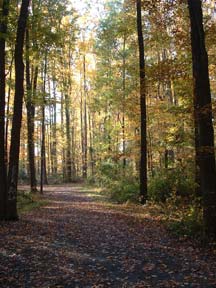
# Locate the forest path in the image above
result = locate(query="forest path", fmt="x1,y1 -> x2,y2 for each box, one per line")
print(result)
0,184 -> 216,288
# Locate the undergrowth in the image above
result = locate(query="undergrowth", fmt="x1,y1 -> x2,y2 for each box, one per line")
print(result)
88,161 -> 204,240
160,197 -> 204,240
17,191 -> 48,213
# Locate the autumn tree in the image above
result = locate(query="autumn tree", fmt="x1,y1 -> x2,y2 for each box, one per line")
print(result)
0,0 -> 10,220
7,0 -> 30,219
136,0 -> 147,204
188,0 -> 216,238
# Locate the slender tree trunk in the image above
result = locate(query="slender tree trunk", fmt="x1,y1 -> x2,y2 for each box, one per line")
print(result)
0,0 -> 10,220
52,72 -> 57,174
89,112 -> 94,177
83,55 -> 88,178
40,92 -> 45,193
61,92 -> 66,181
5,56 -> 13,165
48,75 -> 52,176
136,0 -> 147,204
40,54 -> 48,193
188,0 -> 216,238
7,0 -> 30,219
26,28 -> 37,192
122,34 -> 126,169
148,126 -> 154,175
80,83 -> 84,178
65,92 -> 72,182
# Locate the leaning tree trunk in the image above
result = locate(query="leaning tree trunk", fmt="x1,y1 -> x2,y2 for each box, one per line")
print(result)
136,0 -> 147,204
0,0 -> 10,220
188,0 -> 216,238
7,0 -> 30,220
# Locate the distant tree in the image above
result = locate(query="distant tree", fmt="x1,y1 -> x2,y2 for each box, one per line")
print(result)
40,53 -> 48,194
26,27 -> 38,193
188,0 -> 216,238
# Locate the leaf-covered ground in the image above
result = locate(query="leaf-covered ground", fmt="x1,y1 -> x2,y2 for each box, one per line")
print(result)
0,184 -> 216,288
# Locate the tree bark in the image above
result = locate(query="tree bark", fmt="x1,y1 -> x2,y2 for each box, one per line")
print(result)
5,56 -> 13,166
40,54 -> 48,193
188,0 -> 216,238
0,0 -> 10,220
26,28 -> 37,192
122,34 -> 126,169
83,54 -> 88,178
65,92 -> 72,182
51,71 -> 57,175
136,0 -> 147,204
7,0 -> 30,220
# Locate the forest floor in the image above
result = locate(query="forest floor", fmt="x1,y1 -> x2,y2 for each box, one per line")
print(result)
0,184 -> 216,288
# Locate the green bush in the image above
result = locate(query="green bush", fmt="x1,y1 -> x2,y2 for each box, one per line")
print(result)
108,178 -> 139,203
94,161 -> 139,203
168,205 -> 203,238
148,172 -> 173,202
148,167 -> 195,202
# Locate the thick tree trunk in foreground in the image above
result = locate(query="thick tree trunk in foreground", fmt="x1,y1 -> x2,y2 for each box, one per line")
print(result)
136,0 -> 147,204
7,0 -> 30,219
0,0 -> 10,220
188,0 -> 216,238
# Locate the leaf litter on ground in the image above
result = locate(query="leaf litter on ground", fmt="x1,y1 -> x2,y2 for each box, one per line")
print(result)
0,184 -> 216,287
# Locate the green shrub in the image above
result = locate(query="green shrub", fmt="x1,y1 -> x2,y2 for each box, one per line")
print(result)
148,167 -> 195,202
168,205 -> 203,238
148,172 -> 173,202
108,178 -> 139,203
94,161 -> 139,203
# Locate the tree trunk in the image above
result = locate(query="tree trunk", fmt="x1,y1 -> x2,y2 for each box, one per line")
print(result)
40,54 -> 48,193
5,55 -> 13,166
7,0 -> 30,220
0,0 -> 10,220
26,28 -> 37,192
122,34 -> 126,169
65,92 -> 72,182
60,91 -> 66,181
52,72 -> 57,175
136,0 -> 147,204
89,112 -> 94,177
188,0 -> 216,238
83,54 -> 88,178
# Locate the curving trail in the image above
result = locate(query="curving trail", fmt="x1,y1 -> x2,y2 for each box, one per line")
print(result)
0,184 -> 216,288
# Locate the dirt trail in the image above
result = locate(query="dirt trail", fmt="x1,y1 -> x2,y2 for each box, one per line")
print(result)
0,184 -> 216,287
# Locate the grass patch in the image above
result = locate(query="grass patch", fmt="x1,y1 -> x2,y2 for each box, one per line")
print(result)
17,191 -> 49,214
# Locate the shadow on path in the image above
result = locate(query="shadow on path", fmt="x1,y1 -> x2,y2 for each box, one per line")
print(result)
0,184 -> 216,288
